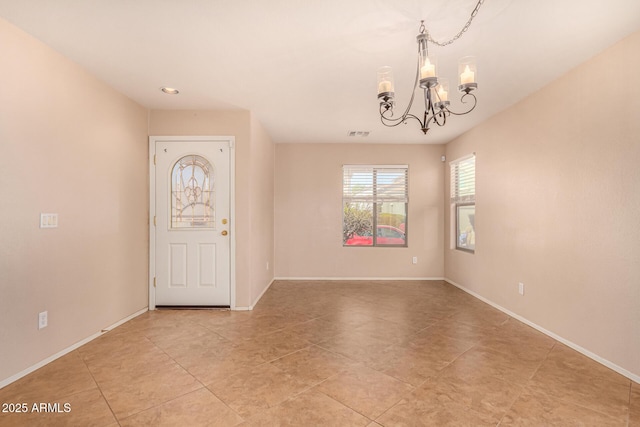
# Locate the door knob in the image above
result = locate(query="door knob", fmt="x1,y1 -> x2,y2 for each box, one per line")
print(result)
221,230 -> 228,236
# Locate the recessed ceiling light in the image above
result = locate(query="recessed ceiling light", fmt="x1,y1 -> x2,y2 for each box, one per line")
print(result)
161,87 -> 179,94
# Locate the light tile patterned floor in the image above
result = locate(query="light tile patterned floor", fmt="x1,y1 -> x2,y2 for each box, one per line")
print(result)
0,280 -> 637,426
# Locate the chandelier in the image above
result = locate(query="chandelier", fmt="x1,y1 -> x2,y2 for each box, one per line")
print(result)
377,0 -> 484,134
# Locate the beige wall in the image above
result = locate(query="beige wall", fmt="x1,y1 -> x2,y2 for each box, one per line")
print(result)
275,143 -> 445,279
249,114 -> 275,304
148,110 -> 275,307
0,18 -> 149,383
445,32 -> 640,378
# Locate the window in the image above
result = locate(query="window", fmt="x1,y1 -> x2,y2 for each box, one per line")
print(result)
342,165 -> 408,247
171,155 -> 215,228
450,154 -> 475,252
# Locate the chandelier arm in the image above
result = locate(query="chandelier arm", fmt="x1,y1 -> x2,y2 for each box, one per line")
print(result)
380,110 -> 425,128
380,115 -> 406,126
444,92 -> 477,116
379,103 -> 418,125
424,114 -> 435,130
431,108 -> 449,127
379,56 -> 426,128
393,56 -> 423,121
423,87 -> 431,115
397,83 -> 419,121
425,87 -> 442,129
405,113 -> 426,127
379,104 -> 404,123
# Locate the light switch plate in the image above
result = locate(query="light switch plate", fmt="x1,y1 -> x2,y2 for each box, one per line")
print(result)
40,213 -> 58,228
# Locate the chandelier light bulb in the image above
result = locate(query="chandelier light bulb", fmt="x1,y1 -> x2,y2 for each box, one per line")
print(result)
421,57 -> 436,79
460,65 -> 474,84
436,78 -> 449,102
458,56 -> 478,92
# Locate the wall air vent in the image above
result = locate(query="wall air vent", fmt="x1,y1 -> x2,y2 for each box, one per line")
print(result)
347,131 -> 370,137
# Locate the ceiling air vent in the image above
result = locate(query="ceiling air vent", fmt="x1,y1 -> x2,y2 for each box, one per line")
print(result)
347,131 -> 370,137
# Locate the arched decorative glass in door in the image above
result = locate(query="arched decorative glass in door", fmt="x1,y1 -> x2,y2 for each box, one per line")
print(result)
171,155 -> 215,228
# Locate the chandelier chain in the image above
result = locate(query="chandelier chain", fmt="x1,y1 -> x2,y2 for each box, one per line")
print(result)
427,0 -> 484,47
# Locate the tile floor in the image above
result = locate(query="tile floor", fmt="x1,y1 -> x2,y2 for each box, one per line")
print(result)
0,280 -> 637,426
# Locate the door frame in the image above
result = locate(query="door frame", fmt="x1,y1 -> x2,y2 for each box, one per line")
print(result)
148,136 -> 236,310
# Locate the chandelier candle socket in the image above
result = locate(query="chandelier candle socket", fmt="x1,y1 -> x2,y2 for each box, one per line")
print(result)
377,0 -> 484,135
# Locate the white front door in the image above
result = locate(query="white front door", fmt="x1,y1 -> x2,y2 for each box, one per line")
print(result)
152,138 -> 232,307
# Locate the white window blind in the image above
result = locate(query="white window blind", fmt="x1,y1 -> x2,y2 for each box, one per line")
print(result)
343,165 -> 408,203
450,155 -> 475,203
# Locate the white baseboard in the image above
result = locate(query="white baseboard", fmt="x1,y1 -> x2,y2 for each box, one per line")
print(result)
0,307 -> 148,389
445,278 -> 640,384
250,278 -> 275,309
233,278 -> 276,311
99,307 -> 148,333
274,276 -> 446,281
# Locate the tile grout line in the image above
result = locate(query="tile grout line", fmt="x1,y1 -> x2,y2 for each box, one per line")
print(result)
492,336 -> 558,426
111,320 -> 209,423
521,341 -> 630,423
76,348 -> 122,426
132,317 -> 247,423
627,382 -> 633,427
312,387 -> 376,424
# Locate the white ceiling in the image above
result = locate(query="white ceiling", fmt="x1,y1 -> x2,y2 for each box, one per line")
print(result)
2,0 -> 639,144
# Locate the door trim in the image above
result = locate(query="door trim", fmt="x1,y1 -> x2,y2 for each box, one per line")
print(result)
149,136 -> 236,310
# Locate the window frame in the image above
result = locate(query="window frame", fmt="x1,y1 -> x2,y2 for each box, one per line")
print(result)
450,154 -> 476,253
342,165 -> 408,248
455,203 -> 475,253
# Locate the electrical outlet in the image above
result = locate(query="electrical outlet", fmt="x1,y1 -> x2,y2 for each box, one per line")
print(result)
518,282 -> 525,296
38,311 -> 48,329
412,256 -> 418,264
